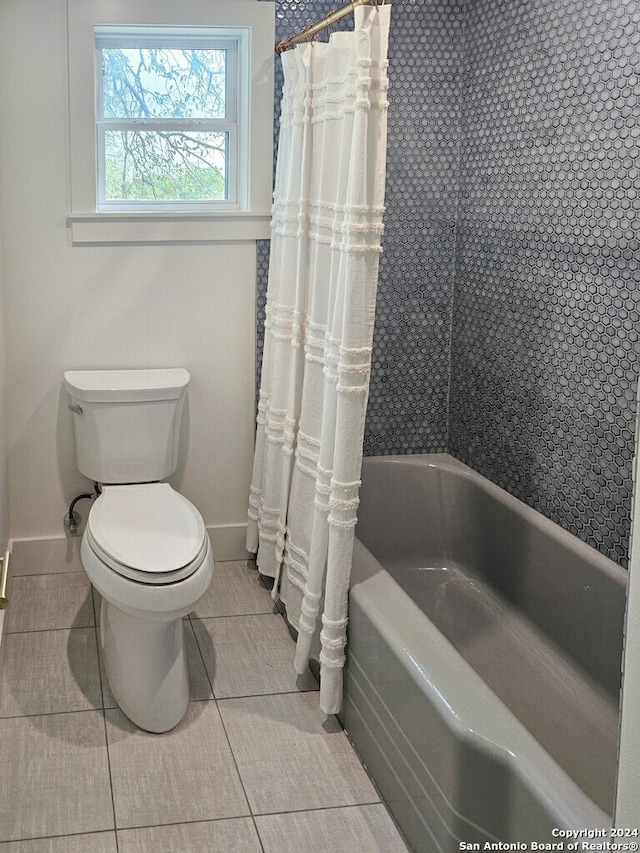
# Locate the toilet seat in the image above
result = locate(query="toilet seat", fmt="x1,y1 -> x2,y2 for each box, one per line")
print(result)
86,483 -> 208,585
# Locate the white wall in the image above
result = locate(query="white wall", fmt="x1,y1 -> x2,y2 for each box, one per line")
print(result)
0,228 -> 8,553
0,74 -> 11,669
615,405 -> 640,826
0,0 -> 257,545
0,5 -> 11,554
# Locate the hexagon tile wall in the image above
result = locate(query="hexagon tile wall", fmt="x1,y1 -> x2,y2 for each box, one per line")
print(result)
448,0 -> 639,566
257,0 -> 639,568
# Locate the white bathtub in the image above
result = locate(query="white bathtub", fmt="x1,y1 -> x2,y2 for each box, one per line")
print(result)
339,454 -> 627,851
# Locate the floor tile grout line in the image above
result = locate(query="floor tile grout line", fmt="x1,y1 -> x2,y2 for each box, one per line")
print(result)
1,690 -> 337,724
115,799 -> 390,827
0,705 -> 107,722
210,694 -> 265,841
200,630 -> 302,824
0,665 -> 328,722
92,592 -> 121,851
0,800 -> 397,848
8,569 -> 86,579
252,815 -> 269,853
185,617 -> 216,699
252,799 -> 386,818
4,623 -> 97,635
91,584 -> 100,626
212,683 -> 320,701
102,708 -> 122,851
193,698 -> 269,851
70,802 -> 392,837
189,607 -> 280,621
0,829 -> 118,847
113,814 -> 260,835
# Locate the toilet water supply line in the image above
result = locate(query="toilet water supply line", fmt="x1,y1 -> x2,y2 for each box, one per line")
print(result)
64,483 -> 101,536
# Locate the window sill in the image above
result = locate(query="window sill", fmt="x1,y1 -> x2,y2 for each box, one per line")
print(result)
67,211 -> 272,244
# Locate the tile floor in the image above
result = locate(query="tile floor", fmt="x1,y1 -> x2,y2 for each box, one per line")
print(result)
0,558 -> 409,852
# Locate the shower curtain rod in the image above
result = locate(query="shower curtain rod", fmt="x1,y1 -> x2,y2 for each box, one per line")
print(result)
275,0 -> 381,53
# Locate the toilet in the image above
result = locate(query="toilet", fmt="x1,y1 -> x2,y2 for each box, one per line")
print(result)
63,368 -> 214,733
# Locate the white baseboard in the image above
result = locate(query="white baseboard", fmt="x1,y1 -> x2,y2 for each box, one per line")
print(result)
8,536 -> 84,576
8,523 -> 252,577
0,608 -> 6,710
207,523 -> 253,562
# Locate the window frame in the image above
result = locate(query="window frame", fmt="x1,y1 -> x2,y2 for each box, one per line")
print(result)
67,0 -> 274,243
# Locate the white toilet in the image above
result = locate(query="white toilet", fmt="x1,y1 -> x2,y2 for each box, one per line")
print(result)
63,368 -> 214,733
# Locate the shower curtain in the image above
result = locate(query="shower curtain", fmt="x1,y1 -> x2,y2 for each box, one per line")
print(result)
247,4 -> 390,715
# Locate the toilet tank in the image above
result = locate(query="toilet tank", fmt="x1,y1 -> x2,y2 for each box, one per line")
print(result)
63,368 -> 190,484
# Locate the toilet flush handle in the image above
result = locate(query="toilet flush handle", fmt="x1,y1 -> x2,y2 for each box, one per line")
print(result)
68,402 -> 83,415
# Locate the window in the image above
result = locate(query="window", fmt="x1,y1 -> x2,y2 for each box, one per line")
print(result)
96,28 -> 241,211
67,0 -> 274,243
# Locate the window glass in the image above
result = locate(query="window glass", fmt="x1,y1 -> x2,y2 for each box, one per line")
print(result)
102,129 -> 228,202
101,47 -> 227,119
96,30 -> 238,209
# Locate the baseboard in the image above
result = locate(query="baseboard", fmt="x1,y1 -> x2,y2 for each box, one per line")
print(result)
8,535 -> 84,576
0,607 -> 6,710
207,523 -> 252,562
8,523 -> 252,577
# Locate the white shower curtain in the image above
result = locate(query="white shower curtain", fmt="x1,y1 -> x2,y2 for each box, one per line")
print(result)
247,4 -> 390,715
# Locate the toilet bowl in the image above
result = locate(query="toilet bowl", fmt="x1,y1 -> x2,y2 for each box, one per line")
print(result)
64,368 -> 214,734
81,483 -> 213,733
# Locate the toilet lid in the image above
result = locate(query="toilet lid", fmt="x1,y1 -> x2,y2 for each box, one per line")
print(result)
87,483 -> 207,583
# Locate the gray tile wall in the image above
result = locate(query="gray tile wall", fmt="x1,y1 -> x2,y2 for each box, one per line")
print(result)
257,0 -> 639,567
449,0 -> 640,566
364,0 -> 464,454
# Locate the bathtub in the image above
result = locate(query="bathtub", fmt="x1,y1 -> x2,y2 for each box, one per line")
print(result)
339,454 -> 627,851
